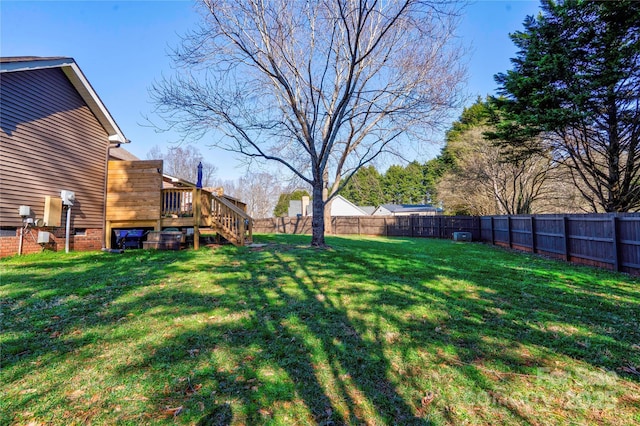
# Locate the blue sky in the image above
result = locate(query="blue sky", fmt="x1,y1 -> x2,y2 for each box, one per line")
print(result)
1,0 -> 541,180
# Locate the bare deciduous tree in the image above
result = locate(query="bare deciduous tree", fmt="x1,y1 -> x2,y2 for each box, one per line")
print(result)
437,126 -> 585,215
152,0 -> 465,246
147,145 -> 217,187
218,171 -> 288,219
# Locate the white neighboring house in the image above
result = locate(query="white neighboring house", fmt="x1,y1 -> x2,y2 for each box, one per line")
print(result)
288,195 -> 369,217
373,204 -> 443,216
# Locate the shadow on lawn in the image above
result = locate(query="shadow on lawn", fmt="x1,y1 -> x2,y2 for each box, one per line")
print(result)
364,238 -> 640,374
130,236 -> 638,424
340,237 -> 640,422
1,250 -> 197,383
122,246 -> 429,424
3,236 -> 639,424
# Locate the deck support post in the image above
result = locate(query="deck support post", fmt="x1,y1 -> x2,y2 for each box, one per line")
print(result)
105,220 -> 112,249
194,188 -> 201,250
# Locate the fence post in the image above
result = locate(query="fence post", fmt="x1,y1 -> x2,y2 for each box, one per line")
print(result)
410,215 -> 415,238
530,216 -> 537,253
612,215 -> 621,272
490,216 -> 494,245
507,216 -> 512,248
562,216 -> 570,261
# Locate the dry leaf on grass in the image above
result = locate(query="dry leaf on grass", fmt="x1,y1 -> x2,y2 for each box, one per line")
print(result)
421,391 -> 436,407
163,406 -> 183,417
619,365 -> 640,376
185,383 -> 202,395
258,408 -> 273,417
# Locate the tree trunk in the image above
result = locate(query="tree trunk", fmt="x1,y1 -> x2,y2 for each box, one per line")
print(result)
323,169 -> 334,236
310,181 -> 326,247
324,198 -> 333,236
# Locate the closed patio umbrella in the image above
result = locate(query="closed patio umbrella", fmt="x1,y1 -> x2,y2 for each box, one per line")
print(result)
196,161 -> 203,189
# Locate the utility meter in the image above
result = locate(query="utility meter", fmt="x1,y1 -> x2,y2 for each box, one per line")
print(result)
61,190 -> 75,206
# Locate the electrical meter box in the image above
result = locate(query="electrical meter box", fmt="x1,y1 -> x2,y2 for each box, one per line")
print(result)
61,190 -> 75,206
44,196 -> 62,227
37,231 -> 51,244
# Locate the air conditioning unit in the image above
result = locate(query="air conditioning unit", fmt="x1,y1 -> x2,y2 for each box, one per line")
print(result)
61,190 -> 75,206
453,232 -> 472,242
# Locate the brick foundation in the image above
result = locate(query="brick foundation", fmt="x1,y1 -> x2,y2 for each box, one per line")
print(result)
0,227 -> 104,258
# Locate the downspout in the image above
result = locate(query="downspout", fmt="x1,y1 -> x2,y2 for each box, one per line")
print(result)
65,204 -> 72,253
18,225 -> 24,256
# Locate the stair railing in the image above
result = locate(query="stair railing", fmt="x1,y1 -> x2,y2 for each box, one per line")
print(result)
210,195 -> 253,245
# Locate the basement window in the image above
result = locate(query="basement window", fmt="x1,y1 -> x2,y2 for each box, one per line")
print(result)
74,228 -> 87,236
0,227 -> 17,237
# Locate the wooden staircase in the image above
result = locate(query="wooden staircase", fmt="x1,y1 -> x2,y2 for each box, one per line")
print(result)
201,191 -> 253,246
106,160 -> 253,250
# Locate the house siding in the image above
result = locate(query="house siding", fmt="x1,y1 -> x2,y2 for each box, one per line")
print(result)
330,196 -> 367,216
0,67 -> 109,230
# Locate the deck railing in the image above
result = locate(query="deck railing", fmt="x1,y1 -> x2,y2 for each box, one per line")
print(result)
160,188 -> 252,246
162,188 -> 194,217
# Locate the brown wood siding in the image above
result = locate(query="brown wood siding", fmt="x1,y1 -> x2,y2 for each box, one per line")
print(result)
0,67 -> 109,228
106,160 -> 163,222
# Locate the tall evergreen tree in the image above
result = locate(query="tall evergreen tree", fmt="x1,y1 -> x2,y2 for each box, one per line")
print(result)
273,190 -> 310,217
493,0 -> 640,212
340,166 -> 385,206
383,162 -> 426,204
421,158 -> 446,204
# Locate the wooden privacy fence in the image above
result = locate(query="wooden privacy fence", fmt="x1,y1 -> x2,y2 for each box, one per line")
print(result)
253,216 -> 389,236
253,215 -> 480,238
481,214 -> 640,275
254,213 -> 640,275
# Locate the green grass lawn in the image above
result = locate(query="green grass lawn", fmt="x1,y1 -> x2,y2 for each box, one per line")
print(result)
1,234 -> 639,425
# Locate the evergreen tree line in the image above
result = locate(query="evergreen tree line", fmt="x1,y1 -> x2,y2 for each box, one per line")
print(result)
340,162 -> 446,207
350,0 -> 640,215
272,162 -> 447,217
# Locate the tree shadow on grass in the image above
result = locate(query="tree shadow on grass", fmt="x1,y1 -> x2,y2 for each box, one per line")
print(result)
121,244 -> 430,424
358,238 -> 640,377
334,237 -> 640,423
0,249 -> 199,423
113,236 -> 639,424
3,236 -> 639,424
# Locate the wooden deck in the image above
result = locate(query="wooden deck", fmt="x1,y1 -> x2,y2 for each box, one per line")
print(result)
106,160 -> 252,249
